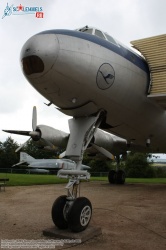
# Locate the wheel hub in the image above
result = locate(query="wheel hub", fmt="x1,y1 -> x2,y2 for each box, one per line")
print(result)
80,205 -> 92,226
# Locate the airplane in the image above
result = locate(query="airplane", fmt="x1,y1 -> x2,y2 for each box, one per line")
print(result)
13,152 -> 90,171
3,25 -> 166,232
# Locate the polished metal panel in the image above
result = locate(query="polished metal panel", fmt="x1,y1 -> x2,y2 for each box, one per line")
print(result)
19,28 -> 166,152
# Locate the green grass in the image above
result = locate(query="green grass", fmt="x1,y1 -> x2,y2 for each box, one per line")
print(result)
0,173 -> 166,186
0,173 -> 67,186
126,178 -> 166,184
91,176 -> 166,184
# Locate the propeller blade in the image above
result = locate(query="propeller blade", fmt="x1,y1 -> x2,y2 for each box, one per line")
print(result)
32,106 -> 37,131
3,107 -> 41,142
3,106 -> 41,145
92,144 -> 115,160
29,131 -> 40,137
15,138 -> 31,153
29,131 -> 41,140
3,130 -> 30,136
59,151 -> 66,158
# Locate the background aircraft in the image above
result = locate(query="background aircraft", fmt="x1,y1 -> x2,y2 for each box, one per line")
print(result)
3,26 -> 166,232
13,152 -> 90,171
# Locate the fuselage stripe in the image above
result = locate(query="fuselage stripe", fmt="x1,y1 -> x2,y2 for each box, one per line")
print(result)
38,29 -> 149,73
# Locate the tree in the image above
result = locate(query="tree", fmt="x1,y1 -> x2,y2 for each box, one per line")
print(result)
83,153 -> 111,172
0,137 -> 59,169
22,139 -> 58,159
125,152 -> 155,178
0,137 -> 19,168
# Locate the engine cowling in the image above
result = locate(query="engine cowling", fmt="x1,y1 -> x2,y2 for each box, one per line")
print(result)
35,125 -> 69,149
92,128 -> 127,156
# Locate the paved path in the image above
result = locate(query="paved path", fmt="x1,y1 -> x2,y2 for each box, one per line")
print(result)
0,181 -> 166,250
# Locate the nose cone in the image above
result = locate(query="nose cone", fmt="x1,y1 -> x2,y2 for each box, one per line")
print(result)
20,34 -> 59,79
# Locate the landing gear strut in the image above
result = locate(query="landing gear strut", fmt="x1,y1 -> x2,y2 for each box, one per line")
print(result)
52,111 -> 104,232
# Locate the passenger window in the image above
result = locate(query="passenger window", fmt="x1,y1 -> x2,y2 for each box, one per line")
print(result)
95,29 -> 105,39
104,33 -> 116,44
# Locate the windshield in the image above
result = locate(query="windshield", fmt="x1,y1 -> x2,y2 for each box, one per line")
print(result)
77,26 -> 117,45
82,28 -> 93,34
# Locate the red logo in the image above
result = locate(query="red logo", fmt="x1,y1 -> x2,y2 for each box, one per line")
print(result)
36,12 -> 44,18
18,4 -> 23,11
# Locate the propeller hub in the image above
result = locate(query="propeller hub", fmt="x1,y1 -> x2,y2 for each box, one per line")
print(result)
29,130 -> 41,141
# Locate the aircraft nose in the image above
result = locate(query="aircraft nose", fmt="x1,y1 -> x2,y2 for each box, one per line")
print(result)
20,33 -> 59,78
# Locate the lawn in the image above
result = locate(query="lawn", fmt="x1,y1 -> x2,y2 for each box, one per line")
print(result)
0,173 -> 67,186
0,173 -> 166,186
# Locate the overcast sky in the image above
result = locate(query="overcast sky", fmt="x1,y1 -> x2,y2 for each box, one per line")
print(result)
0,0 -> 166,145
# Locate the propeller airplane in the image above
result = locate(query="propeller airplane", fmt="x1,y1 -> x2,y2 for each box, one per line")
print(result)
3,26 -> 166,232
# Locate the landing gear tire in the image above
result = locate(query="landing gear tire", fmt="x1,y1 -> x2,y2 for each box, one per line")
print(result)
108,170 -> 117,184
52,195 -> 68,229
68,197 -> 92,232
116,170 -> 125,184
108,170 -> 125,184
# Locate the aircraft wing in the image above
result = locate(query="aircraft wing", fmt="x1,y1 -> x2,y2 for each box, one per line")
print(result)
12,161 -> 26,167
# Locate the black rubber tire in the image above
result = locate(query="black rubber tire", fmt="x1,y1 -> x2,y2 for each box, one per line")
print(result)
51,195 -> 68,229
108,170 -> 117,184
68,197 -> 92,232
116,170 -> 125,184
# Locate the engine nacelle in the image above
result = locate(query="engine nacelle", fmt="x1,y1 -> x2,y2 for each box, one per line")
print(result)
35,125 -> 127,156
93,128 -> 127,155
36,125 -> 69,149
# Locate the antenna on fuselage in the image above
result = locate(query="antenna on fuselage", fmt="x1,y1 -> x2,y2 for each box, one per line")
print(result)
78,25 -> 89,32
44,101 -> 52,106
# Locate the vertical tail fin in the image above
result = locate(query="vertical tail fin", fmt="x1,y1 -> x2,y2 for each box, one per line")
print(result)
20,152 -> 35,163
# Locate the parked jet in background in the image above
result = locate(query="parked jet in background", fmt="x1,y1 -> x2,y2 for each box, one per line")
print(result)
13,152 -> 90,171
3,26 -> 166,232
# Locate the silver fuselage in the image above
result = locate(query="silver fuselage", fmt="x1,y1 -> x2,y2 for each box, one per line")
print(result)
20,29 -> 166,152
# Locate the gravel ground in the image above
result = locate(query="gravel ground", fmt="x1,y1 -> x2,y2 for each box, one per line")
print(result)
0,181 -> 166,250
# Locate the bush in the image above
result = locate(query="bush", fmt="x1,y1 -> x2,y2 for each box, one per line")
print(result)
125,152 -> 155,178
153,167 -> 166,178
88,159 -> 110,172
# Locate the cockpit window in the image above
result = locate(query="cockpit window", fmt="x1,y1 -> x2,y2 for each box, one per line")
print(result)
104,33 -> 117,45
95,29 -> 105,39
82,29 -> 93,34
77,26 -> 118,45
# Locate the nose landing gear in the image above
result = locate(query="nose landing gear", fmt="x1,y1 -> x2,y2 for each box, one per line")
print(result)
52,171 -> 92,232
52,111 -> 104,232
